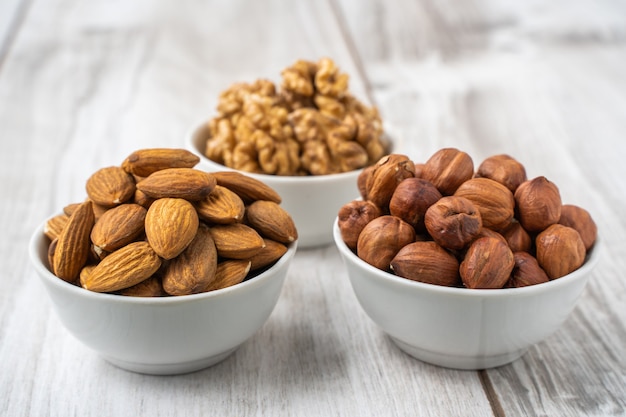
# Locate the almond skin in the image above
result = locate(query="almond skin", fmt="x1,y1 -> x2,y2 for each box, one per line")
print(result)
248,239 -> 288,271
137,168 -> 216,201
245,200 -> 298,244
44,214 -> 69,241
195,185 -> 245,224
205,260 -> 251,291
145,198 -> 199,259
81,241 -> 162,292
122,148 -> 200,177
209,223 -> 265,259
212,171 -> 281,204
86,166 -> 136,207
118,276 -> 165,297
90,203 -> 147,252
162,225 -> 218,296
52,201 -> 96,282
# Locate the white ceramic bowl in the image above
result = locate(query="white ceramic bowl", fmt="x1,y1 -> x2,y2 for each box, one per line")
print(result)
333,219 -> 602,370
29,221 -> 296,375
188,121 -> 363,248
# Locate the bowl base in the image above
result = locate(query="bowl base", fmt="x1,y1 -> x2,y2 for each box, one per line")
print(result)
102,347 -> 239,375
390,337 -> 528,370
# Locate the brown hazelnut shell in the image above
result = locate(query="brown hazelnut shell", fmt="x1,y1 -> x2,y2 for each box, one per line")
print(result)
390,241 -> 460,287
357,215 -> 415,271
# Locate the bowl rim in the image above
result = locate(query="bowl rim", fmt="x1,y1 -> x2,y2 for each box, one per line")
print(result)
332,217 -> 602,299
29,218 -> 297,306
185,119 -> 367,184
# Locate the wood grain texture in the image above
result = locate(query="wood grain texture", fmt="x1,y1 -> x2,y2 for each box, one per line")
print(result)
1,0 -> 625,416
337,0 -> 626,415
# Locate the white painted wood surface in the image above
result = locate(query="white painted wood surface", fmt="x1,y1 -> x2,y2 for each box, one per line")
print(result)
1,0 -> 624,416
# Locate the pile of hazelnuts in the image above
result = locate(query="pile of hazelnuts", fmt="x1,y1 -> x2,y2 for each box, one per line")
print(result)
337,149 -> 598,289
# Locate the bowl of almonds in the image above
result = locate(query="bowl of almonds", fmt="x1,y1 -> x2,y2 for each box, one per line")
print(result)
29,148 -> 297,375
334,149 -> 601,370
188,57 -> 390,248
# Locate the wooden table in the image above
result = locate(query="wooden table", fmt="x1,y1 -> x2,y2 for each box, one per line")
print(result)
1,1 -> 624,415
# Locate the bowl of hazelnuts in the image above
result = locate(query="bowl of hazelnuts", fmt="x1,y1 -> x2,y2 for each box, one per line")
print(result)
333,148 -> 601,370
188,58 -> 390,248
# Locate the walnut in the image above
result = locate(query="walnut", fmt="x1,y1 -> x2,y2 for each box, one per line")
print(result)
327,123 -> 368,173
281,60 -> 316,96
203,57 -> 388,176
301,140 -> 335,175
255,132 -> 300,176
314,94 -> 346,119
314,57 -> 349,98
205,118 -> 235,165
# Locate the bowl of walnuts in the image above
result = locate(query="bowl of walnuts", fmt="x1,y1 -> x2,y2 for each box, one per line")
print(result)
189,58 -> 390,248
29,148 -> 297,375
334,149 -> 601,370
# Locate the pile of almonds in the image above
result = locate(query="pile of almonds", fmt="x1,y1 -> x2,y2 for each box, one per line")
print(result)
338,149 -> 597,289
44,148 -> 297,296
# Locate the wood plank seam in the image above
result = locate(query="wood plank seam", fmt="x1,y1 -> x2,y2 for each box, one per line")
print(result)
0,0 -> 33,73
479,370 -> 507,417
327,0 -> 376,107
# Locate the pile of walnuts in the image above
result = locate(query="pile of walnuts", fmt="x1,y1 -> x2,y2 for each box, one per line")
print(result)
202,58 -> 388,176
338,149 -> 598,289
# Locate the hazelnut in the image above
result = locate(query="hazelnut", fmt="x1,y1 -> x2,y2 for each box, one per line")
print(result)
558,204 -> 597,250
536,224 -> 586,279
390,241 -> 460,287
506,252 -> 549,288
454,177 -> 515,232
460,236 -> 515,289
413,162 -> 425,178
338,200 -> 382,250
365,154 -> 415,211
514,176 -> 562,232
389,178 -> 442,232
421,148 -> 474,195
476,227 -> 507,243
501,221 -> 532,253
357,215 -> 415,271
424,196 -> 482,250
357,165 -> 374,200
475,154 -> 527,192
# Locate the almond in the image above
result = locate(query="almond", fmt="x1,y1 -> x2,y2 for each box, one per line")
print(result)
145,198 -> 199,259
212,171 -> 281,204
90,203 -> 147,252
136,168 -> 216,201
162,225 -> 218,295
195,185 -> 245,224
81,241 -> 162,292
52,201 -> 95,282
209,223 -> 265,259
133,189 -> 156,209
206,260 -> 251,291
119,276 -> 165,297
248,239 -> 288,271
245,200 -> 298,243
86,166 -> 136,207
122,148 -> 200,177
44,214 -> 69,241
